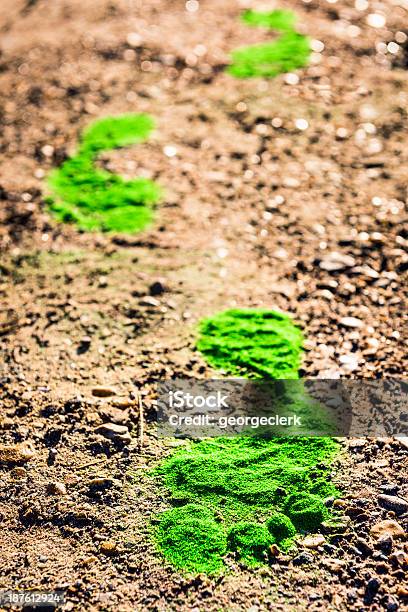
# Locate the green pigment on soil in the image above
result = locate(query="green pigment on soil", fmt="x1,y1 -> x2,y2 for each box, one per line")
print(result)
228,9 -> 310,79
46,114 -> 161,233
197,309 -> 303,379
155,309 -> 340,574
156,437 -> 339,572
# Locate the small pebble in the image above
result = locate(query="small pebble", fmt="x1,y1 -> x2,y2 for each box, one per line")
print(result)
92,386 -> 117,398
319,252 -> 356,272
149,281 -> 166,296
99,405 -> 128,424
81,556 -> 98,566
389,550 -> 408,567
370,519 -> 405,539
295,118 -> 309,131
377,535 -> 393,555
355,537 -> 373,556
348,439 -> 366,449
293,552 -> 314,565
47,482 -> 67,496
10,467 -> 27,479
339,354 -> 359,370
163,145 -> 177,158
378,495 -> 408,515
88,477 -> 116,490
397,586 -> 408,599
126,32 -> 142,47
364,577 -> 380,605
396,437 -> 408,450
339,317 -> 363,328
112,398 -> 135,409
139,296 -> 160,307
95,423 -> 131,443
303,534 -> 326,549
367,13 -> 386,28
0,443 -> 36,465
100,541 -> 118,556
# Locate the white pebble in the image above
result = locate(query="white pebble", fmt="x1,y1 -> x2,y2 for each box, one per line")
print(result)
284,73 -> 299,85
387,42 -> 399,54
41,145 -> 54,157
126,32 -> 142,47
360,105 -> 378,121
339,354 -> 359,370
194,44 -> 207,56
295,118 -> 309,131
163,145 -> 178,158
395,32 -> 407,44
311,39 -> 325,52
365,138 -> 383,155
185,0 -> 199,12
363,122 -> 376,134
340,316 -> 363,328
367,13 -> 386,28
347,25 -> 361,38
336,127 -> 349,139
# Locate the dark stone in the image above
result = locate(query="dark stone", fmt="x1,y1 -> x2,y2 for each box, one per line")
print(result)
149,281 -> 166,296
377,535 -> 393,555
364,578 -> 380,605
380,483 -> 399,495
292,552 -> 314,566
378,494 -> 408,515
355,537 -> 373,557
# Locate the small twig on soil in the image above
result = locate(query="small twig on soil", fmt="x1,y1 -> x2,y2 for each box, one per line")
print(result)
74,458 -> 109,470
138,392 -> 144,449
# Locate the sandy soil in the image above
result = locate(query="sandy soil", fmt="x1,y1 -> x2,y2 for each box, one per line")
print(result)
0,0 -> 407,609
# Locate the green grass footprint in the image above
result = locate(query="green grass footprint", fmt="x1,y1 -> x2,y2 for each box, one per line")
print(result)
155,310 -> 340,574
46,114 -> 161,233
228,9 -> 310,78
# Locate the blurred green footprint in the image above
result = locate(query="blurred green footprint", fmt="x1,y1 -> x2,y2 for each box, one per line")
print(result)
228,9 -> 310,78
46,114 -> 161,233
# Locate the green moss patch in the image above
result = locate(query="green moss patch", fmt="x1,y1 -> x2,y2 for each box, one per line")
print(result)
227,522 -> 271,566
228,9 -> 310,79
284,492 -> 327,531
267,512 -> 297,548
155,309 -> 340,574
197,309 -> 303,379
46,114 -> 161,233
156,436 -> 338,573
156,504 -> 227,574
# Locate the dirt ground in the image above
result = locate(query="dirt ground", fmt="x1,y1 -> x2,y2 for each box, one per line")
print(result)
0,0 -> 407,609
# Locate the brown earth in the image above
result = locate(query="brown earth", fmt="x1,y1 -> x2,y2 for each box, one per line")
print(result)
0,0 -> 407,609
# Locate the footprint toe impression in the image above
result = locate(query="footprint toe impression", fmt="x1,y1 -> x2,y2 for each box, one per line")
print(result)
228,9 -> 310,79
